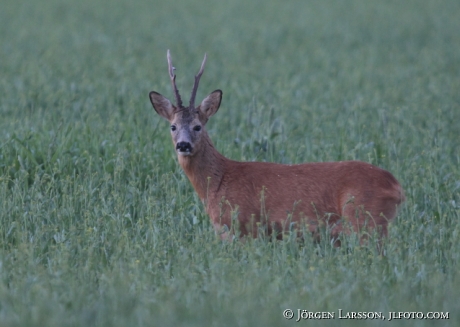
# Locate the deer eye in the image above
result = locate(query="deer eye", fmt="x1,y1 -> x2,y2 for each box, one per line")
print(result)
170,125 -> 177,131
193,125 -> 202,132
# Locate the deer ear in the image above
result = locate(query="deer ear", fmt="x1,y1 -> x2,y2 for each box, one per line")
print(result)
149,91 -> 175,121
198,90 -> 222,120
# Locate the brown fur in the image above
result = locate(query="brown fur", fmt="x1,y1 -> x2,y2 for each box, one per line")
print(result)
178,131 -> 404,240
149,52 -> 405,243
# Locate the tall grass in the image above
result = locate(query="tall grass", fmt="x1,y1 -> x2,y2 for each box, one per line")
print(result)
0,0 -> 459,326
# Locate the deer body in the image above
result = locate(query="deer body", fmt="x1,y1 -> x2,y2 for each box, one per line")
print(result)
150,51 -> 405,242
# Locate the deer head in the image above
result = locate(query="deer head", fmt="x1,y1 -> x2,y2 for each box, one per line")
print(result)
149,50 -> 222,157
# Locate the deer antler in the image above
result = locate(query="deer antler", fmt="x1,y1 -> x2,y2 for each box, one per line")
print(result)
167,50 -> 183,108
189,53 -> 207,110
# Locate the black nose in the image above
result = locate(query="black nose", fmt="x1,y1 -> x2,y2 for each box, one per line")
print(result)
176,142 -> 192,152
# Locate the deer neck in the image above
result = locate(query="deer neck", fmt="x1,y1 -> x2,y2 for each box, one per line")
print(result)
177,132 -> 227,202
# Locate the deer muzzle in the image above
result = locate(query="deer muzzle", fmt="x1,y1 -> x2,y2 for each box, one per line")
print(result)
176,141 -> 193,155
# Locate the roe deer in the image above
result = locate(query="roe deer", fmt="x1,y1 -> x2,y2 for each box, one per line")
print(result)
149,50 -> 405,244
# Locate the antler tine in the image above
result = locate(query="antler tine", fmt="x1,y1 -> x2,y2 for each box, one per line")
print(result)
189,53 -> 207,109
167,50 -> 183,108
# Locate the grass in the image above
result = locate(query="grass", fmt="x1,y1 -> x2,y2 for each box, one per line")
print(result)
0,0 -> 459,326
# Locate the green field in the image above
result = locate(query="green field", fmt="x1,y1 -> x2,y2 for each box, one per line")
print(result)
1,0 -> 459,326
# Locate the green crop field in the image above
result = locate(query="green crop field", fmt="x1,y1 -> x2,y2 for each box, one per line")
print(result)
0,0 -> 459,326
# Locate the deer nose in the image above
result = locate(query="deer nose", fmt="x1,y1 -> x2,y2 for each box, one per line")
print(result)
176,142 -> 192,153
